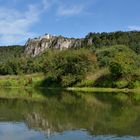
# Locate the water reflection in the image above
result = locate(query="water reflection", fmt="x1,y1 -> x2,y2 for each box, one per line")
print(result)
0,122 -> 47,140
0,88 -> 140,139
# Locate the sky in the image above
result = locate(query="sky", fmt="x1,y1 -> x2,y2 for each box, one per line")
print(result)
0,0 -> 140,45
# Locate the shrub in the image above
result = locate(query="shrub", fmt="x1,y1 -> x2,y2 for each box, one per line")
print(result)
114,80 -> 129,89
43,49 -> 97,87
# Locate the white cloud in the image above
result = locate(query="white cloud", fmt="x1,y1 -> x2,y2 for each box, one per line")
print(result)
0,4 -> 40,45
128,25 -> 140,31
57,5 -> 84,16
42,0 -> 56,10
0,0 -> 58,45
0,0 -> 88,45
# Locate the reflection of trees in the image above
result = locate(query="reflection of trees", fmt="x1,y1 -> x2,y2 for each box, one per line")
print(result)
0,90 -> 140,136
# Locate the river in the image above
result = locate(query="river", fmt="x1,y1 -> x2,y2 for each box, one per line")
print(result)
0,88 -> 140,140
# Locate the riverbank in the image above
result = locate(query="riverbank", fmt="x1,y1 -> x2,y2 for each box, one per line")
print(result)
0,73 -> 45,88
67,87 -> 140,93
0,86 -> 140,103
0,87 -> 50,101
0,74 -> 140,94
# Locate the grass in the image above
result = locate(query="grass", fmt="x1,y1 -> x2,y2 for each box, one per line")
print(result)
75,68 -> 109,87
0,88 -> 48,102
67,87 -> 140,93
0,73 -> 140,96
0,73 -> 45,88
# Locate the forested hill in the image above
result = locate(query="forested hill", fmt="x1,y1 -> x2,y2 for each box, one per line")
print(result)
24,31 -> 140,57
0,45 -> 24,63
0,31 -> 140,88
0,31 -> 140,61
84,31 -> 140,54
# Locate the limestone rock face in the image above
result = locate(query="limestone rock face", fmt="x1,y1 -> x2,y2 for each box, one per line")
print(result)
24,34 -> 84,57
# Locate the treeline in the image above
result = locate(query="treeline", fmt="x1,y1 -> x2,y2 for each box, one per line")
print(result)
0,49 -> 97,86
85,31 -> 140,54
0,45 -> 24,63
0,46 -> 140,88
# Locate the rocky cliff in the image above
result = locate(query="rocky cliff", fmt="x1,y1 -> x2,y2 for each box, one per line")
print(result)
24,34 -> 84,57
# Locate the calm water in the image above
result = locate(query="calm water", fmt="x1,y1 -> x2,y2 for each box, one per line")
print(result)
0,88 -> 140,140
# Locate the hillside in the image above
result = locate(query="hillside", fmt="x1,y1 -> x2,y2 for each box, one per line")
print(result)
24,34 -> 83,57
24,31 -> 140,57
84,31 -> 140,54
0,45 -> 24,63
0,31 -> 140,88
0,31 -> 140,59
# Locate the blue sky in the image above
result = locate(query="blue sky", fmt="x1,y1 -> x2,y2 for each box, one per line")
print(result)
0,0 -> 140,45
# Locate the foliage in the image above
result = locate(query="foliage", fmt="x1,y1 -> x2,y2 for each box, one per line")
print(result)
0,74 -> 45,88
0,45 -> 24,63
109,47 -> 140,80
42,49 -> 97,87
1,31 -> 140,88
95,45 -> 140,88
113,80 -> 129,89
85,31 -> 140,54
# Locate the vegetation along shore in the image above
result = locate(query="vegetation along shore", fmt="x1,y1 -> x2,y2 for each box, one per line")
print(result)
0,31 -> 140,91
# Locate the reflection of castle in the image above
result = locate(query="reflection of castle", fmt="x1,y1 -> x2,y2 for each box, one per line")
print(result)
25,113 -> 55,138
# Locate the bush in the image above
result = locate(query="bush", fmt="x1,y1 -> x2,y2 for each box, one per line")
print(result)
76,80 -> 94,87
42,49 -> 97,87
109,62 -> 123,79
114,80 -> 129,89
108,46 -> 139,80
3,81 -> 12,87
129,81 -> 140,89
